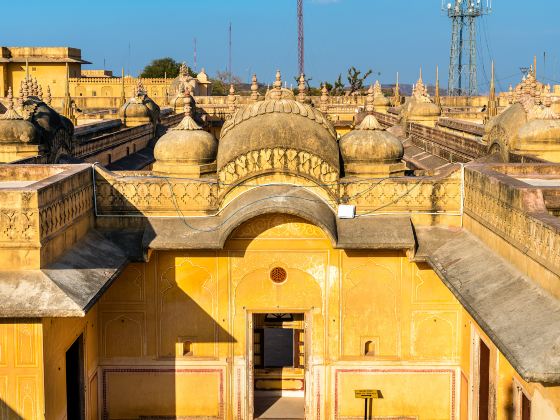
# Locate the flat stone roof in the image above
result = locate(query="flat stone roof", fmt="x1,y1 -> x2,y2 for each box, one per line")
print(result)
415,226 -> 560,384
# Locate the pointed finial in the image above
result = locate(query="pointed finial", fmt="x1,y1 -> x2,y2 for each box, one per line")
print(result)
533,55 -> 537,78
21,79 -> 29,100
7,87 -> 14,110
174,86 -> 203,131
18,83 -> 24,108
32,78 -> 39,96
357,114 -> 382,130
393,72 -> 401,107
45,86 -> 52,106
229,84 -> 235,95
1,87 -> 22,120
419,66 -> 423,81
435,65 -> 441,106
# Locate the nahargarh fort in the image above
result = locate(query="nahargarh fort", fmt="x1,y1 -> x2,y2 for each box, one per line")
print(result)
0,4 -> 560,420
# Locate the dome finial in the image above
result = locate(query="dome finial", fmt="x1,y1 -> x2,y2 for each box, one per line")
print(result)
136,79 -> 146,97
1,87 -> 22,120
320,83 -> 329,112
366,84 -> 374,113
357,114 -> 382,130
183,86 -> 193,116
297,73 -> 307,103
250,74 -> 259,102
270,70 -> 283,99
45,86 -> 52,106
228,84 -> 237,112
274,70 -> 282,89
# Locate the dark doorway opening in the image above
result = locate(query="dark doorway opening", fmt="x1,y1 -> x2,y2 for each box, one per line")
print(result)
66,334 -> 85,420
252,313 -> 305,419
521,393 -> 531,420
478,339 -> 490,420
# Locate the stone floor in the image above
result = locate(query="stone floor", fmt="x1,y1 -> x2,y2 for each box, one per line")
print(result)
254,396 -> 305,419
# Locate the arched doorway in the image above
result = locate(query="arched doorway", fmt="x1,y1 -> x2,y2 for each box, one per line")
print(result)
225,213 -> 330,419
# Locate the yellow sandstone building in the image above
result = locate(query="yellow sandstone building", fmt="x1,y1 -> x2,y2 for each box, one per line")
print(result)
0,65 -> 559,420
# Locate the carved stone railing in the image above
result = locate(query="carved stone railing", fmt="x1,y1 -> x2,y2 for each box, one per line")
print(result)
341,167 -> 462,214
73,124 -> 153,160
0,164 -> 94,269
94,167 -> 219,216
407,122 -> 487,163
373,111 -> 399,128
464,164 -> 560,278
437,118 -> 485,137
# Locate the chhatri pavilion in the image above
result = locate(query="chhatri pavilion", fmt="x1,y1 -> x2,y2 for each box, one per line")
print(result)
0,66 -> 559,420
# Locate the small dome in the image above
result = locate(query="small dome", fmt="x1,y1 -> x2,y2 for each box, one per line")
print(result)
340,114 -> 405,177
340,115 -> 404,164
405,99 -> 441,118
0,118 -> 38,143
264,87 -> 295,100
153,113 -> 217,177
118,99 -> 151,119
0,91 -> 39,144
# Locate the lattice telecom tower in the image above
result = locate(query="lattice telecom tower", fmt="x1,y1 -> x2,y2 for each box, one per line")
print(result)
297,0 -> 304,76
444,0 -> 492,96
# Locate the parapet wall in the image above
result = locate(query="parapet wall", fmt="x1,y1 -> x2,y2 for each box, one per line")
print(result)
464,164 -> 560,298
0,164 -> 94,269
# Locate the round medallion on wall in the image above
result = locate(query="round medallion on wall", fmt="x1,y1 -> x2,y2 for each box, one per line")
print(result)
270,266 -> 288,284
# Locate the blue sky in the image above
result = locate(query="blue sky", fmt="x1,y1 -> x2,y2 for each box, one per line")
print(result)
3,0 -> 560,92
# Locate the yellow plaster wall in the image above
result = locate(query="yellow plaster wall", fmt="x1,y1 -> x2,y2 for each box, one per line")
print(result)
5,63 -> 80,98
0,320 -> 44,420
97,214 -> 466,419
460,308 -> 560,420
42,307 -> 99,420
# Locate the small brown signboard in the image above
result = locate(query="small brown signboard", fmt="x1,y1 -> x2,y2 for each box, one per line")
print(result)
355,389 -> 383,399
355,389 -> 383,420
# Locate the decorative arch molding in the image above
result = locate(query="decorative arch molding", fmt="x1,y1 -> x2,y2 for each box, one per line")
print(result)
216,185 -> 338,248
217,147 -> 340,199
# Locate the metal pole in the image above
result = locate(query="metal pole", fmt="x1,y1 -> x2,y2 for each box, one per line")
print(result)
368,398 -> 373,420
364,399 -> 368,420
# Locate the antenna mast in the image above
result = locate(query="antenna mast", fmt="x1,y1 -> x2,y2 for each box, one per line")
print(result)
193,37 -> 197,71
228,22 -> 232,85
444,0 -> 492,96
297,0 -> 304,76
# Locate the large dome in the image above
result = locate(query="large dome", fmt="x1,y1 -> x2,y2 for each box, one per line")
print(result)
217,98 -> 340,173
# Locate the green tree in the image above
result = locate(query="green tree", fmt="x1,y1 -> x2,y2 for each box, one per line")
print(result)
140,58 -> 183,78
210,80 -> 228,96
347,66 -> 372,94
332,74 -> 345,96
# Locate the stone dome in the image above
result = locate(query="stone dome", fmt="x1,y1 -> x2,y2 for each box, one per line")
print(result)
0,92 -> 39,144
405,99 -> 441,118
217,98 -> 339,173
153,113 -> 217,177
340,114 -> 405,177
484,99 -> 560,161
118,85 -> 159,127
118,98 -> 151,120
0,117 -> 38,143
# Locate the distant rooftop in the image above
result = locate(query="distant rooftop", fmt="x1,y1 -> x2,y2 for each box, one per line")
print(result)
0,46 -> 91,64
